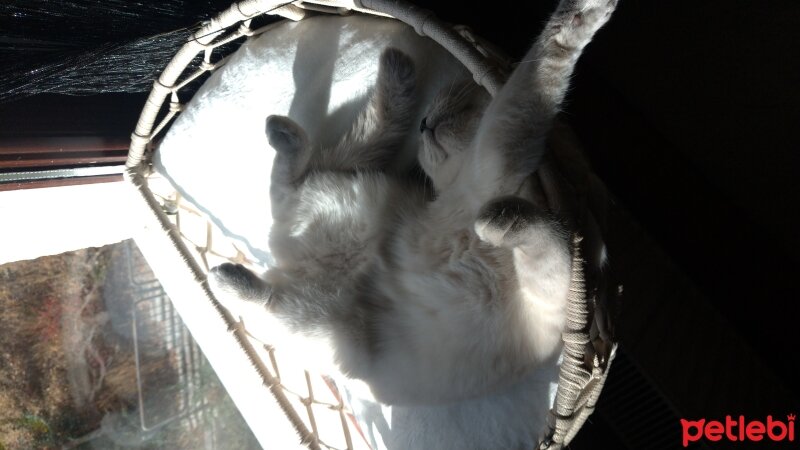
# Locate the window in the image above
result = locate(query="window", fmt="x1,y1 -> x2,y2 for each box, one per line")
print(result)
0,240 -> 261,449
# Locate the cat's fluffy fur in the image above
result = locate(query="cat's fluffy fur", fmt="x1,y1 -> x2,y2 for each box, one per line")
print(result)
210,0 -> 617,446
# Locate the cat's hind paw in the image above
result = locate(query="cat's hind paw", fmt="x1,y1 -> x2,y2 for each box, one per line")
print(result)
266,115 -> 307,155
377,47 -> 416,99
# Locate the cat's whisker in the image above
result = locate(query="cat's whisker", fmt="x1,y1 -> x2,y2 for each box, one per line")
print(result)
512,56 -> 547,67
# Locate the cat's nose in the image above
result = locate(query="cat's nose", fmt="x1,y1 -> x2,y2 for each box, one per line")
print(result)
419,116 -> 429,133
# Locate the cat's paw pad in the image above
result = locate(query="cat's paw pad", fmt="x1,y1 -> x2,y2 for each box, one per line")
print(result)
555,0 -> 617,45
475,197 -> 550,248
576,0 -> 616,25
378,47 -> 416,96
562,0 -> 617,15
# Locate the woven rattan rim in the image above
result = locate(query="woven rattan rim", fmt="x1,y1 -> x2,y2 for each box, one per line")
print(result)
124,1 -> 616,449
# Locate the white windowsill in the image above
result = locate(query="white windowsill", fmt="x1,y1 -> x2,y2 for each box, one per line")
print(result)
0,181 -> 135,265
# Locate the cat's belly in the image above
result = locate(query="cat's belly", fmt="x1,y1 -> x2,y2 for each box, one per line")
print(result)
361,236 -> 547,405
273,173 -> 396,271
343,363 -> 558,450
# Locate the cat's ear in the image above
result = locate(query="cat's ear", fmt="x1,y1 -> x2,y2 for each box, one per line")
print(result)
266,115 -> 307,154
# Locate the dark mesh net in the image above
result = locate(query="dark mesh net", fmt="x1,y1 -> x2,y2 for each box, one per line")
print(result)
0,1 -> 263,103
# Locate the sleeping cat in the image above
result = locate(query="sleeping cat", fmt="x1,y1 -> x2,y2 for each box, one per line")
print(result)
210,0 -> 617,445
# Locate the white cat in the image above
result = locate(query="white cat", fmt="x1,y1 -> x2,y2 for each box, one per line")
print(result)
210,0 -> 617,446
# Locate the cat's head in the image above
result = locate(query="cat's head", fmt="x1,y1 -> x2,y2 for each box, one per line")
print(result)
418,80 -> 489,192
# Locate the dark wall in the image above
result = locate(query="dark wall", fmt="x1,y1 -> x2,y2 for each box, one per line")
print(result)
450,1 -> 800,447
443,1 -> 800,447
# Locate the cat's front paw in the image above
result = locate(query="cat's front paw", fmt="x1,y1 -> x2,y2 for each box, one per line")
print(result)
208,263 -> 271,313
560,0 -> 617,17
554,0 -> 618,47
475,196 -> 565,248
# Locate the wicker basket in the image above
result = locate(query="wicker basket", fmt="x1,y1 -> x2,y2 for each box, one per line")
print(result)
124,1 -> 616,449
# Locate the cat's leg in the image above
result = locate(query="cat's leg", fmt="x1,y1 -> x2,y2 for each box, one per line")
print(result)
209,262 -> 368,371
209,263 -> 336,339
208,263 -> 347,372
329,48 -> 417,170
526,0 -> 618,112
469,0 -> 617,203
209,262 -> 329,329
474,196 -> 572,361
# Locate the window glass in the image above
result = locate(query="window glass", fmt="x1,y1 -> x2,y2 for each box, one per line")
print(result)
0,240 -> 261,449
